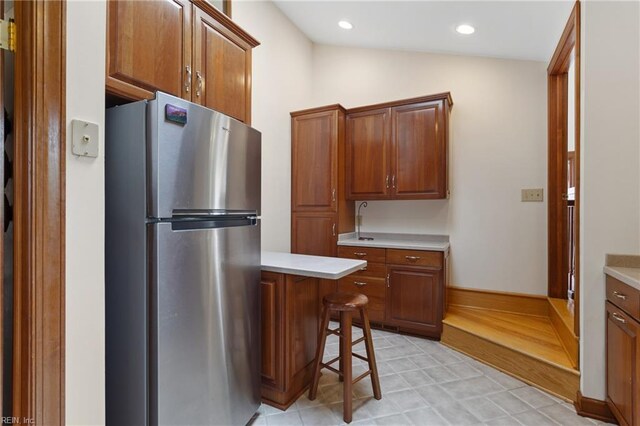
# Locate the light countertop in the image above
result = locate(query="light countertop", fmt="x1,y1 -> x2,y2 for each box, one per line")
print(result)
604,254 -> 640,290
338,232 -> 450,252
261,251 -> 366,280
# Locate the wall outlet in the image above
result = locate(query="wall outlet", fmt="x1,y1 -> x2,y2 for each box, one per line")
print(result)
521,188 -> 544,202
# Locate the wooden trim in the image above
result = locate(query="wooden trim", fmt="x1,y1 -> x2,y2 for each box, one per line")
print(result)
574,391 -> 618,424
191,0 -> 259,47
547,2 -> 581,337
13,1 -> 66,425
290,104 -> 346,117
346,92 -> 453,115
442,324 -> 579,401
446,287 -> 549,317
548,298 -> 579,368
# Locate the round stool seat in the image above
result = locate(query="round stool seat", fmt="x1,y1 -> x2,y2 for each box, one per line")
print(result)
323,292 -> 368,311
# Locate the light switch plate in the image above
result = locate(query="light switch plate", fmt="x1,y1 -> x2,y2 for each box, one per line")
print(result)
522,188 -> 544,202
72,119 -> 99,158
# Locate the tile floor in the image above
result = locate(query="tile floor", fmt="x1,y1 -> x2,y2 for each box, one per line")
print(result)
252,323 -> 611,426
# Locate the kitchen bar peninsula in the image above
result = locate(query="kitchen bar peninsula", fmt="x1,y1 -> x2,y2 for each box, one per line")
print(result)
260,251 -> 366,409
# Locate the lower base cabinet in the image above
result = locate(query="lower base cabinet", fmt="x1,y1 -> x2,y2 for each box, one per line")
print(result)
337,246 -> 446,339
387,266 -> 443,337
605,275 -> 640,426
260,271 -> 321,409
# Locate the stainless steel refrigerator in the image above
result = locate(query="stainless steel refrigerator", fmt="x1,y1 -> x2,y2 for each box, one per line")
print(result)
106,92 -> 261,426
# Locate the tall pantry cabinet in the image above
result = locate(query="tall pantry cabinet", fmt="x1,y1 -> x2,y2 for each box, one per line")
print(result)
290,105 -> 355,257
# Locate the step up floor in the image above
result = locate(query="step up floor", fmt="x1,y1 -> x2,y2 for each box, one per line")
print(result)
442,305 -> 580,401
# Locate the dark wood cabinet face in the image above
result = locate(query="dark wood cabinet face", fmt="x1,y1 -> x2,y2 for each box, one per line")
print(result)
261,272 -> 284,388
108,0 -> 192,99
346,109 -> 391,200
606,301 -> 638,426
387,266 -> 442,335
292,111 -> 338,212
291,214 -> 337,257
193,7 -> 250,122
391,101 -> 445,198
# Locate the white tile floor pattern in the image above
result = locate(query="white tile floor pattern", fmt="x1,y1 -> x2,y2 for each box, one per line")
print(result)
251,323 -> 612,426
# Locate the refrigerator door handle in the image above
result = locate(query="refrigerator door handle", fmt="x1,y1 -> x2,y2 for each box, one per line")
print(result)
171,217 -> 257,231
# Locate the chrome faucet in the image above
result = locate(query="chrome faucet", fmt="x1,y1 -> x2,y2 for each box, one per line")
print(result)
357,202 -> 374,240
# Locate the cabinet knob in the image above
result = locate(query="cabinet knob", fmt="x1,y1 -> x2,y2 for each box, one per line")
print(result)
196,71 -> 204,97
612,312 -> 627,324
184,66 -> 192,93
405,255 -> 420,262
332,223 -> 336,237
354,252 -> 367,257
354,281 -> 367,287
613,291 -> 627,300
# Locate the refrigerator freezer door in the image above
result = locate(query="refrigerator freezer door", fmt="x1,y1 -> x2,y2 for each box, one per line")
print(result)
149,220 -> 261,426
148,93 -> 261,219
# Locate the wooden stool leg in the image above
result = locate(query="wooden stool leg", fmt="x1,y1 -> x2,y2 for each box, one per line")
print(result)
360,307 -> 382,400
341,311 -> 353,423
309,306 -> 331,400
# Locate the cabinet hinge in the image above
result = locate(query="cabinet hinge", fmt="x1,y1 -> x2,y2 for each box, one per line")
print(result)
0,19 -> 15,52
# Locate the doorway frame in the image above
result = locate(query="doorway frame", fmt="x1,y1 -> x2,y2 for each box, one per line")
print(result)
12,1 -> 66,424
547,0 -> 580,336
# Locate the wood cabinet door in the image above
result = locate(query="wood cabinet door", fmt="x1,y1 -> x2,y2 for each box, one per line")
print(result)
291,110 -> 338,212
286,276 -> 320,383
386,266 -> 443,336
107,0 -> 192,100
606,302 -> 638,426
193,6 -> 251,122
391,101 -> 446,199
346,108 -> 391,200
261,272 -> 284,390
291,213 -> 337,257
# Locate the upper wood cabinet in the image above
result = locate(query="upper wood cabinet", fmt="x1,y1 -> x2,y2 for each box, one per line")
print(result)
107,0 -> 192,100
346,108 -> 391,200
193,7 -> 252,122
107,0 -> 259,123
346,93 -> 452,200
292,109 -> 339,212
290,105 -> 355,256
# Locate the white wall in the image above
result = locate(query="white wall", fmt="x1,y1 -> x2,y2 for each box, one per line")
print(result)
65,1 -> 106,424
580,0 -> 640,400
233,0 -> 314,252
312,46 -> 549,294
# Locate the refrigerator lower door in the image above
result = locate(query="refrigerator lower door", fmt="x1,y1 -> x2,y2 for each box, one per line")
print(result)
149,219 -> 261,426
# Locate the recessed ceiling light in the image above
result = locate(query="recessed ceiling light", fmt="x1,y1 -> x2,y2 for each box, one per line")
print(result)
338,20 -> 353,30
456,24 -> 475,35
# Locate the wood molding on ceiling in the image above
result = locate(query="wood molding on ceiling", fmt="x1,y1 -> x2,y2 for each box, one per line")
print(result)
547,1 -> 581,338
13,1 -> 66,425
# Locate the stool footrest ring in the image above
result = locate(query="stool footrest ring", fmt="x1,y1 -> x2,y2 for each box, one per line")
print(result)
352,336 -> 366,345
352,352 -> 368,362
326,328 -> 342,337
352,370 -> 372,385
321,364 -> 343,376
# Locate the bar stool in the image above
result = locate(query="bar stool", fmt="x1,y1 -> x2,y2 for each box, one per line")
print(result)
308,292 -> 382,423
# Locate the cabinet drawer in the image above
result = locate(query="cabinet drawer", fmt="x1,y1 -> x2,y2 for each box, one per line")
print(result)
607,275 -> 640,319
349,262 -> 386,279
338,246 -> 386,263
387,249 -> 443,268
338,276 -> 386,323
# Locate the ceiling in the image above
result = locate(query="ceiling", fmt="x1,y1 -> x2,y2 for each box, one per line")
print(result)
272,1 -> 575,62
